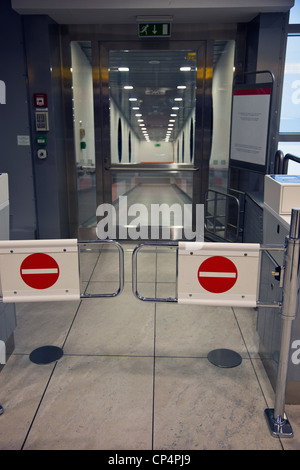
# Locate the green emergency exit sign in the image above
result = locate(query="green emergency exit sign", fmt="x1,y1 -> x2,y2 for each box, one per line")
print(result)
138,23 -> 171,38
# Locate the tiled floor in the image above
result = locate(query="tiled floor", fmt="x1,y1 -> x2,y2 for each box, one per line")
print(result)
0,242 -> 300,450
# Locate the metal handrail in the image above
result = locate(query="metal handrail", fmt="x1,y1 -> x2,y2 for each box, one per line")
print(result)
274,150 -> 284,174
204,189 -> 241,242
105,164 -> 199,172
282,153 -> 300,174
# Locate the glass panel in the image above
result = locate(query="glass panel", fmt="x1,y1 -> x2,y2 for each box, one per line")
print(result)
279,35 -> 300,133
107,49 -> 198,239
209,40 -> 235,191
289,0 -> 300,24
278,142 -> 300,174
70,41 -> 96,228
111,170 -> 193,239
108,49 -> 197,164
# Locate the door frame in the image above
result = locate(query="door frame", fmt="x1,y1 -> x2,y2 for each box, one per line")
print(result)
61,24 -> 239,239
99,40 -> 208,211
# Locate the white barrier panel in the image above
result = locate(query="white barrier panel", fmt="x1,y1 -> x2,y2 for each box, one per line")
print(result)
177,242 -> 261,307
0,239 -> 80,302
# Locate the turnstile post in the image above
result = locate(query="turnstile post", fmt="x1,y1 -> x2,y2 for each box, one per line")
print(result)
265,208 -> 300,438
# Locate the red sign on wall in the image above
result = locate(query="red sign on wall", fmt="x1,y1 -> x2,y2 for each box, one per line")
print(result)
34,93 -> 47,108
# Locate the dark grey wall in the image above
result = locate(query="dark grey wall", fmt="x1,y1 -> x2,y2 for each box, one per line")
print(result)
23,15 -> 69,239
0,1 -> 70,240
0,0 -> 36,239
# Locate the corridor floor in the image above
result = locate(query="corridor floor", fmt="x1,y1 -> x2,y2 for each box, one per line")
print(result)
0,242 -> 300,450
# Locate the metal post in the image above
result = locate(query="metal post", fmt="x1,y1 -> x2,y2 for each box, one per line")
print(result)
265,208 -> 300,438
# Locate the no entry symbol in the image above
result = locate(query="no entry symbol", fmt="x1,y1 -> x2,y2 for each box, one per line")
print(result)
198,256 -> 238,293
20,253 -> 60,289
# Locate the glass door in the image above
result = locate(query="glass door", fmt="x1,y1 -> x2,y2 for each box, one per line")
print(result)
98,42 -> 209,241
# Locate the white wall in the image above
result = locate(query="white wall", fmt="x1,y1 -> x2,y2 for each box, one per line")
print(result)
110,98 -> 140,163
71,41 -> 95,166
210,41 -> 235,174
110,98 -> 174,163
175,112 -> 195,164
138,141 -> 174,163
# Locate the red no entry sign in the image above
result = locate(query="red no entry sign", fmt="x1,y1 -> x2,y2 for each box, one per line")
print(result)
20,253 -> 60,290
198,256 -> 238,293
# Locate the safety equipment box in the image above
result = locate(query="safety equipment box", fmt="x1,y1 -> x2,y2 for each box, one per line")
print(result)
264,174 -> 300,216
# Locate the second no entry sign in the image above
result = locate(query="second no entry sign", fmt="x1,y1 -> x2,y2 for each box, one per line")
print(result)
177,241 -> 261,307
198,256 -> 238,293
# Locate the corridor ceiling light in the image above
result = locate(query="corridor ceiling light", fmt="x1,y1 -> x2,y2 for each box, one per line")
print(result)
132,107 -> 139,110
172,107 -> 179,110
118,67 -> 129,71
124,85 -> 133,89
135,114 -> 142,117
137,119 -> 144,122
170,114 -> 177,117
174,98 -> 182,101
177,85 -> 186,89
169,119 -> 175,122
129,98 -> 137,101
180,66 -> 191,71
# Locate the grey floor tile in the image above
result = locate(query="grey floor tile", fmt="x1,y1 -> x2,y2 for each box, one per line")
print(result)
153,357 -> 283,450
14,301 -> 80,354
22,355 -> 154,450
233,306 -> 260,358
155,303 -> 247,357
0,355 -> 54,450
64,283 -> 155,356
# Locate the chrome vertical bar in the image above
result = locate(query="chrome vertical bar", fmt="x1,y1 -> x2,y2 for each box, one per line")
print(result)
132,242 -> 178,303
265,208 -> 300,438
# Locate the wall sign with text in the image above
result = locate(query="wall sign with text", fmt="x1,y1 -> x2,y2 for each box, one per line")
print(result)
229,84 -> 272,173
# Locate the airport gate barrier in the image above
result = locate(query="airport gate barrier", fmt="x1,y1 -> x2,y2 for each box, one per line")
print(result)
1,209 -> 300,438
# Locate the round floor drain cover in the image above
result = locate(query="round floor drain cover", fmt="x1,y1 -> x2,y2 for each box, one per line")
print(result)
207,349 -> 242,368
29,346 -> 63,364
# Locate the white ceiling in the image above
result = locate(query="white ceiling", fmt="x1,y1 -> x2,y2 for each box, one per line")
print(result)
11,0 -> 294,24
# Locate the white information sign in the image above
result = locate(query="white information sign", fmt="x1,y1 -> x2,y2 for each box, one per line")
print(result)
230,87 -> 271,169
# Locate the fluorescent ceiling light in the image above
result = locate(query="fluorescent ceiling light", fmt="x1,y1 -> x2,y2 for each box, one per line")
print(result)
180,67 -> 191,71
